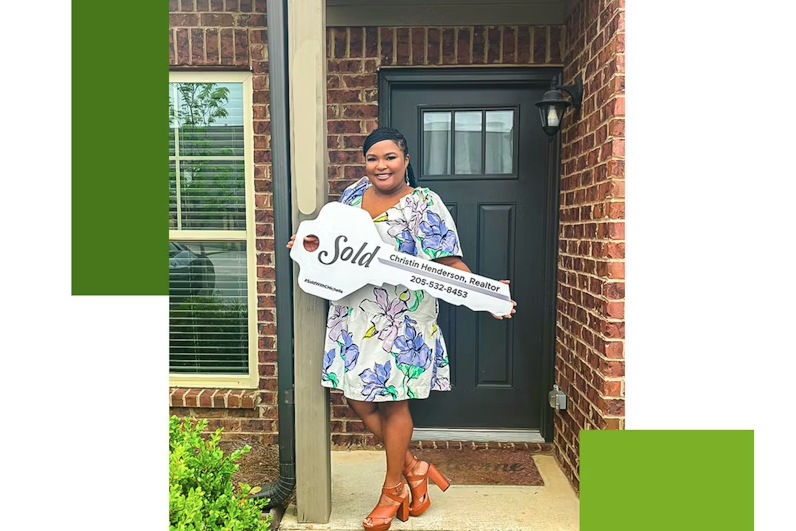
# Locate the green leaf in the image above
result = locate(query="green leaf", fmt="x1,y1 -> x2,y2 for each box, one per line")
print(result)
382,385 -> 399,400
407,387 -> 417,399
408,290 -> 425,312
322,373 -> 339,389
398,363 -> 425,380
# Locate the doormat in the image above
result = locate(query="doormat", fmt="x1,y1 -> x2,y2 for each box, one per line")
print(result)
411,448 -> 544,486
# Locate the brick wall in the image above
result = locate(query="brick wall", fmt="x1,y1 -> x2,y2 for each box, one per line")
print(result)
168,1 -> 566,447
326,24 -> 564,202
168,3 -> 626,487
553,0 -> 625,491
324,23 -> 565,445
169,0 -> 278,444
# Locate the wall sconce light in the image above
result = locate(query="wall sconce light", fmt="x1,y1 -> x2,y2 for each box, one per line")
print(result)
535,76 -> 583,137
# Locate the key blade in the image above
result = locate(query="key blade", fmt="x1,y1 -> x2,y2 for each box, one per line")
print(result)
375,251 -> 514,316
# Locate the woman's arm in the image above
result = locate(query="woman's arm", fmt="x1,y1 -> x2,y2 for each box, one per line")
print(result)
434,255 -> 471,273
433,256 -> 516,319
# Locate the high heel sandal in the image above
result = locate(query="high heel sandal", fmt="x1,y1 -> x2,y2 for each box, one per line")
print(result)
403,455 -> 451,517
362,480 -> 410,531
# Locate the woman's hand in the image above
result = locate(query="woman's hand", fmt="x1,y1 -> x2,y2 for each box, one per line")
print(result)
491,280 -> 517,320
286,234 -> 319,252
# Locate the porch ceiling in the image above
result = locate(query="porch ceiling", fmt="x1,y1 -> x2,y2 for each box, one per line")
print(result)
326,0 -> 566,27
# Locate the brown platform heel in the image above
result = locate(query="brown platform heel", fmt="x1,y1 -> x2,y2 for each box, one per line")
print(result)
362,480 -> 410,531
403,455 -> 451,517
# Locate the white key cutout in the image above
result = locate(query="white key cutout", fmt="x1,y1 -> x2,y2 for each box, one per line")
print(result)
290,202 -> 513,316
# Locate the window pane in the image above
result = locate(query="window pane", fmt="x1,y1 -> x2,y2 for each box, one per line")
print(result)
169,91 -> 176,156
180,160 -> 246,230
169,240 -> 249,374
454,111 -> 482,175
169,161 -> 178,229
423,112 -> 451,176
170,82 -> 245,157
485,110 -> 514,174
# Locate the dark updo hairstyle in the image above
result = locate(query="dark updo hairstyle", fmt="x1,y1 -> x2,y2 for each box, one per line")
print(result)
362,127 -> 417,187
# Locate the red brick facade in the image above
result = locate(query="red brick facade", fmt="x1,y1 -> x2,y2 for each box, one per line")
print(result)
169,0 -> 277,444
325,24 -> 564,201
324,23 -> 564,445
553,0 -> 625,491
168,0 -> 626,489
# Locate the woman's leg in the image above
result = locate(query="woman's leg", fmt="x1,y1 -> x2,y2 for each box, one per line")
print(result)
347,398 -> 430,522
377,400 -> 414,486
347,399 -> 414,527
347,399 -> 415,468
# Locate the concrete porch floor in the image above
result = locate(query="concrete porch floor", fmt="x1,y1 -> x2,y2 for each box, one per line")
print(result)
278,451 -> 579,531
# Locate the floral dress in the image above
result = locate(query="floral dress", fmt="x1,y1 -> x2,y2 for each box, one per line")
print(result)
321,176 -> 462,402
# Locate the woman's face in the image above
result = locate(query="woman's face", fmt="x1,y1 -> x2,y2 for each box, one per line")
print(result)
365,140 -> 409,193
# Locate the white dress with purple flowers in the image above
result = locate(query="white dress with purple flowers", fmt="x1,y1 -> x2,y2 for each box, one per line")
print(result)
321,176 -> 462,402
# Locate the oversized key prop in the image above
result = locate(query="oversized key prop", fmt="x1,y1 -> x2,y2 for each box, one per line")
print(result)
290,202 -> 513,316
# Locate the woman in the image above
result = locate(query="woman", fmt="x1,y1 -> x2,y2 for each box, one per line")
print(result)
287,127 -> 516,531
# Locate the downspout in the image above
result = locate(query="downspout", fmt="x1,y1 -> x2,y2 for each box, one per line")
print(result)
253,0 -> 295,508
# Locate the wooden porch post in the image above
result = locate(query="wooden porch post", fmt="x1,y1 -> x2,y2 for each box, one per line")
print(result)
288,0 -> 332,524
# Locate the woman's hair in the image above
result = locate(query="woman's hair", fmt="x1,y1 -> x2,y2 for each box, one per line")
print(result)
362,127 -> 417,187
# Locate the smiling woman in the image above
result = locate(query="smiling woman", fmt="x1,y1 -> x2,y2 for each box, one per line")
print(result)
287,126 -> 516,531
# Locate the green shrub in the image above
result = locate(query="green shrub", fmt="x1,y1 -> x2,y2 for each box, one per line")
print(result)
169,416 -> 272,531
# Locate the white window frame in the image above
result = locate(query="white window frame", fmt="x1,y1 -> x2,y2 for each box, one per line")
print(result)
168,71 -> 258,389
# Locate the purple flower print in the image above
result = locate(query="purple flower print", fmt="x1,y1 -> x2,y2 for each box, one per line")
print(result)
386,219 -> 417,256
359,360 -> 398,401
339,177 -> 368,206
398,229 -> 416,255
419,210 -> 460,256
327,305 -> 349,342
359,287 -> 408,352
403,193 -> 428,234
323,348 -> 335,372
386,218 -> 408,238
393,318 -> 432,380
322,348 -> 339,388
431,337 -> 450,391
339,330 -> 360,372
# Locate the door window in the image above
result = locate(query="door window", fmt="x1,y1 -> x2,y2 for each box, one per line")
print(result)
421,108 -> 517,179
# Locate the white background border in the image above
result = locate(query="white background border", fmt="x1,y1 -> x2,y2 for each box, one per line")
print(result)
1,2 -> 166,529
626,1 -> 795,529
1,1 -> 792,529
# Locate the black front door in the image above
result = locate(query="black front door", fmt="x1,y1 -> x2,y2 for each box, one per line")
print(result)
382,69 -> 558,433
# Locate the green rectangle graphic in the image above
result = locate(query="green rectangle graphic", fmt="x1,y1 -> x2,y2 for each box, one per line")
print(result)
72,3 -> 167,295
580,430 -> 754,531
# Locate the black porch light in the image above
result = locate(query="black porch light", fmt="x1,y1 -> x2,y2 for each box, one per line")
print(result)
535,76 -> 583,137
